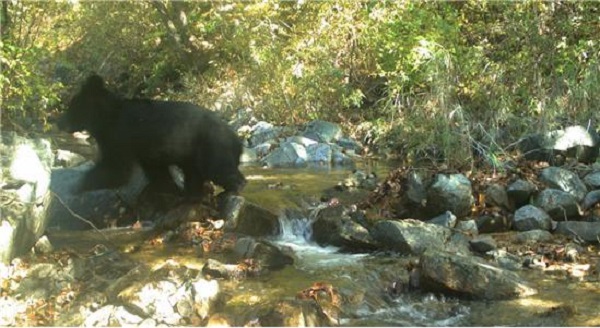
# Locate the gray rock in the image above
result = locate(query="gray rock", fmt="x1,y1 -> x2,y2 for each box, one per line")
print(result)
303,120 -> 343,143
518,125 -> 600,164
312,206 -> 378,252
406,169 -> 429,205
507,179 -> 537,209
534,189 -> 582,220
426,211 -> 457,228
426,174 -> 474,218
485,249 -> 523,271
370,219 -> 452,255
554,125 -> 599,150
47,163 -> 146,230
582,190 -> 600,210
233,237 -> 293,270
456,219 -> 479,236
219,195 -> 280,237
513,205 -> 552,231
248,121 -> 282,146
476,214 -> 511,233
515,230 -> 553,244
485,183 -> 511,210
306,143 -> 332,164
253,142 -> 274,158
446,232 -> 472,255
540,166 -> 587,201
583,171 -> 600,190
202,259 -> 247,280
15,263 -> 72,299
554,221 -> 600,243
286,135 -> 318,147
1,132 -> 53,263
260,142 -> 307,167
419,250 -> 537,300
469,235 -> 497,253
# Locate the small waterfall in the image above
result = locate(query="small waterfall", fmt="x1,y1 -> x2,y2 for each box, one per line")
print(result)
278,210 -> 314,243
274,205 -> 367,268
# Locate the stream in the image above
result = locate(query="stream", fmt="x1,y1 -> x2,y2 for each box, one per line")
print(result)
47,163 -> 600,326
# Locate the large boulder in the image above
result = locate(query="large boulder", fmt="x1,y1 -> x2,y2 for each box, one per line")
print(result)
306,143 -> 333,164
554,221 -> 600,243
248,121 -> 284,147
406,169 -> 430,205
370,219 -> 453,255
303,120 -> 343,143
476,214 -> 511,233
583,171 -> 600,190
0,132 -> 53,263
218,195 -> 280,237
485,183 -> 511,211
512,205 -> 552,231
518,125 -> 600,164
533,189 -> 581,221
539,167 -> 587,201
233,237 -> 294,270
261,142 -> 307,168
311,206 -> 378,252
419,250 -> 537,300
426,211 -> 457,228
506,179 -> 537,209
426,174 -> 474,218
47,162 -> 146,230
582,190 -> 600,210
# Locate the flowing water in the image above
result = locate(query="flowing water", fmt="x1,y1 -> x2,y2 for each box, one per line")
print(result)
49,162 -> 600,326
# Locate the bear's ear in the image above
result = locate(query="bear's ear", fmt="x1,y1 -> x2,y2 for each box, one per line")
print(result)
83,74 -> 105,91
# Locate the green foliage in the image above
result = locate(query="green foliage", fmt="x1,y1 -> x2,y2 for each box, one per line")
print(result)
1,1 -> 72,130
2,0 -> 598,168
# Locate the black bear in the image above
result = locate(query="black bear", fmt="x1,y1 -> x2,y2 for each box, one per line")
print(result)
58,74 -> 246,199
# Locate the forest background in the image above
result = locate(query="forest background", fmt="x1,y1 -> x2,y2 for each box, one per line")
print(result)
1,1 -> 599,168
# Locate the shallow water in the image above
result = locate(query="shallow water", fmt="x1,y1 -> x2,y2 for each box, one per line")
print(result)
49,162 -> 600,326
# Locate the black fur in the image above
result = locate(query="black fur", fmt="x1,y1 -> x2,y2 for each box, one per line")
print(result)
58,74 -> 245,198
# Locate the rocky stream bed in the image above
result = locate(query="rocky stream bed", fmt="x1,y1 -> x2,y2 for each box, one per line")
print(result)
2,120 -> 600,326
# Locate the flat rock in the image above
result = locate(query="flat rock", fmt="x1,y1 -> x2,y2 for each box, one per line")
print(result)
370,219 -> 452,255
554,221 -> 600,243
419,250 -> 537,300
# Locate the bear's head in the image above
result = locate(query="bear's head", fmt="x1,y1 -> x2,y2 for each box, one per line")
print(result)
215,169 -> 247,194
58,74 -> 108,133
